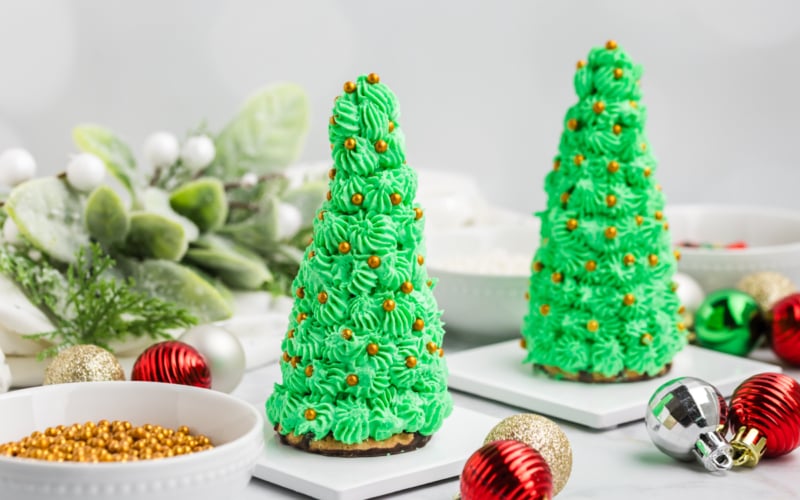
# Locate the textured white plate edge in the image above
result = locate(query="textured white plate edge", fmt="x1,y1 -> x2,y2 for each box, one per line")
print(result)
447,341 -> 782,429
252,406 -> 498,500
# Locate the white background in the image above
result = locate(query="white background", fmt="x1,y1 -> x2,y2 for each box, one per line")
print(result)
1,0 -> 799,214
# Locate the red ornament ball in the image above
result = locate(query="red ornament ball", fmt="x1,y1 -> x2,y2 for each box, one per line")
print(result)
771,293 -> 800,365
132,341 -> 211,389
460,440 -> 553,500
729,372 -> 800,458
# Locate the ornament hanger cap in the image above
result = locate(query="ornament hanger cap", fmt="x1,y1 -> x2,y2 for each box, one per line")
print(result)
730,426 -> 766,467
692,431 -> 733,472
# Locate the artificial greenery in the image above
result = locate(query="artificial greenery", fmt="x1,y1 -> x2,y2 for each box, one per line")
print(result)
0,244 -> 196,358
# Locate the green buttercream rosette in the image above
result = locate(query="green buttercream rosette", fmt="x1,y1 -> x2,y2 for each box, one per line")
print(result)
522,42 -> 687,380
266,75 -> 452,445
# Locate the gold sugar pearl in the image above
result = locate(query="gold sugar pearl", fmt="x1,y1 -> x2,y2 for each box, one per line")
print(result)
317,291 -> 328,304
296,287 -> 305,299
304,365 -> 314,377
413,318 -> 425,331
655,210 -> 663,220
606,40 -> 618,50
551,272 -> 563,283
635,215 -> 644,226
519,338 -> 527,349
560,192 -> 570,204
329,116 -> 336,125
297,312 -> 308,323
427,279 -> 433,288
426,342 -> 438,354
344,137 -> 357,150
574,154 -> 584,166
290,356 -> 300,368
308,250 -> 316,259
576,60 -> 586,69
623,293 -> 636,306
367,343 -> 379,356
674,250 -> 682,261
532,261 -> 544,272
566,218 -> 578,231
612,124 -> 622,135
567,119 -> 578,131
414,207 -> 424,220
606,194 -> 617,207
343,81 -> 357,93
604,226 -> 618,239
663,222 -> 670,230
524,291 -> 530,301
587,320 -> 599,332
640,333 -> 653,346
388,121 -> 395,133
328,168 -> 336,179
540,304 -> 551,316
405,356 -> 418,368
644,167 -> 652,177
342,328 -> 353,340
383,299 -> 396,312
607,160 -> 620,173
553,159 -> 561,171
346,374 -> 359,386
366,72 -> 380,84
390,193 -> 402,205
678,305 -> 686,314
623,254 -> 635,266
368,255 -> 381,268
338,241 -> 352,254
351,193 -> 364,205
375,140 -> 388,153
613,68 -> 624,79
593,101 -> 606,114
326,191 -> 332,201
630,100 -> 638,108
677,322 -> 686,331
648,254 -> 659,266
318,211 -> 325,221
305,409 -> 317,420
400,281 -> 414,294
417,255 -> 425,265
585,260 -> 597,272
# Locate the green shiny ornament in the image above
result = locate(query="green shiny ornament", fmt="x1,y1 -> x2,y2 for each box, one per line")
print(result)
694,289 -> 765,356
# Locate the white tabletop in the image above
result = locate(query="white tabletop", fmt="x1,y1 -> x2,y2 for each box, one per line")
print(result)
233,337 -> 800,500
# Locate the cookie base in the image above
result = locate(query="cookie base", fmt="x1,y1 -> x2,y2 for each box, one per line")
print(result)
534,363 -> 671,383
275,425 -> 432,457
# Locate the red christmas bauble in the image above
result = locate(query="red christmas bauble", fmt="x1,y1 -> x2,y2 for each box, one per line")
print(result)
132,341 -> 211,389
771,293 -> 800,365
460,440 -> 553,500
729,372 -> 800,458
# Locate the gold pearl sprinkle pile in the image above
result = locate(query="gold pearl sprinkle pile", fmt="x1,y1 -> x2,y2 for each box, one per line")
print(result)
0,421 -> 212,462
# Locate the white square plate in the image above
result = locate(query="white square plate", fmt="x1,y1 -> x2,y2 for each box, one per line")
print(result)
447,341 -> 781,429
252,406 -> 497,500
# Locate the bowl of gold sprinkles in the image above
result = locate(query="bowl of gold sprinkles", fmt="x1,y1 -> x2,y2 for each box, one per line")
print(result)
0,381 -> 263,500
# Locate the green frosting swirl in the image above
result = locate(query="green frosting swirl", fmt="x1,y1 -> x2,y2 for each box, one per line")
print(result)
522,43 -> 687,379
267,75 -> 452,444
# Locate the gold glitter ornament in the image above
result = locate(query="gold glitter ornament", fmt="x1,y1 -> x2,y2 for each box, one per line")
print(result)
736,271 -> 797,316
483,414 -> 572,495
43,345 -> 125,385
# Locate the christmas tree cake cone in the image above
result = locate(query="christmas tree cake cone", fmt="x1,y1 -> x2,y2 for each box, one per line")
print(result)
521,41 -> 687,383
266,73 -> 453,456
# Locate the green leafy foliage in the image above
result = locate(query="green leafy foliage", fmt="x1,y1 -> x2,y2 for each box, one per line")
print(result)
85,185 -> 129,245
210,83 -> 310,178
169,178 -> 228,232
73,125 -> 138,199
185,234 -> 272,289
0,244 -> 196,358
5,177 -> 90,263
125,212 -> 188,261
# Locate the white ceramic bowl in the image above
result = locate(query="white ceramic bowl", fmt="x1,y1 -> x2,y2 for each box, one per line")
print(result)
668,204 -> 800,292
0,382 -> 263,500
427,223 -> 538,340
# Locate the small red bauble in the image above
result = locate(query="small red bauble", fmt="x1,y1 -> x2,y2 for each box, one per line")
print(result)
771,293 -> 800,365
460,439 -> 553,500
132,341 -> 211,389
729,372 -> 800,460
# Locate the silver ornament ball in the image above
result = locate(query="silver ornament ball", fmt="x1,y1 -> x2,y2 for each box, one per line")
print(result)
645,376 -> 733,472
179,324 -> 245,393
